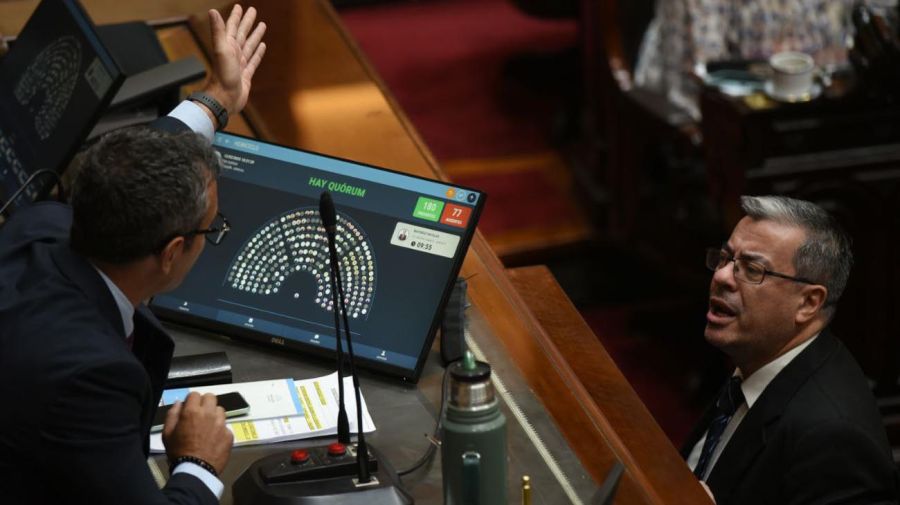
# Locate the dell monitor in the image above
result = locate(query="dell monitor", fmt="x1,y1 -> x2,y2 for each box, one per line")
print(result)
151,133 -> 485,382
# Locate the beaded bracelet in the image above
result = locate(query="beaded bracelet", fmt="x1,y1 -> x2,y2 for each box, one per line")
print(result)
170,455 -> 218,478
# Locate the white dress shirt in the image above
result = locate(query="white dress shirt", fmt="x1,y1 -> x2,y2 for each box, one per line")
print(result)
687,334 -> 819,480
168,100 -> 216,142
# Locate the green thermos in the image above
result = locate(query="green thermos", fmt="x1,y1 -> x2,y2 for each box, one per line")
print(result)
441,351 -> 507,505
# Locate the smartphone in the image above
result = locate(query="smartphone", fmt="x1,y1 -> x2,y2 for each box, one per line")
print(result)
150,392 -> 250,432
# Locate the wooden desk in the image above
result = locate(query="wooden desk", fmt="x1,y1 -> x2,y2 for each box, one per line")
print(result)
1,1 -> 711,502
507,265 -> 710,503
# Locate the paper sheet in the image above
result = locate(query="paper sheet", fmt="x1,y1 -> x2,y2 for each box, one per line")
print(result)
149,372 -> 375,452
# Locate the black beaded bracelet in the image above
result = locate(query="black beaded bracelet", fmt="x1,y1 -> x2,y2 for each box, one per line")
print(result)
170,455 -> 218,478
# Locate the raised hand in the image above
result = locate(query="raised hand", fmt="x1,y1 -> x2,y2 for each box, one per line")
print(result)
203,4 -> 267,120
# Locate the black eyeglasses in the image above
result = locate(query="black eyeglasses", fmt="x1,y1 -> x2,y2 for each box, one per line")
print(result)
705,248 -> 816,285
184,211 -> 230,245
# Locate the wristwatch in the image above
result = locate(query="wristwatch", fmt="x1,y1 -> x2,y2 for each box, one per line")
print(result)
187,91 -> 229,130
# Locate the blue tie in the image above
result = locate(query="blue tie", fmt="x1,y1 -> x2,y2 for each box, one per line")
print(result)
693,376 -> 744,478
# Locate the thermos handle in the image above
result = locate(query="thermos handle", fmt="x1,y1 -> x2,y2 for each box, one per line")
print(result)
462,451 -> 481,505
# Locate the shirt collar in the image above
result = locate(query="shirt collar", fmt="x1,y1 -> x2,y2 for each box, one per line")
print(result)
92,265 -> 135,338
736,333 -> 819,409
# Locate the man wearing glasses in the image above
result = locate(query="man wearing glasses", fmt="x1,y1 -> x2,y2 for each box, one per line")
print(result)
686,195 -> 897,504
0,5 -> 263,505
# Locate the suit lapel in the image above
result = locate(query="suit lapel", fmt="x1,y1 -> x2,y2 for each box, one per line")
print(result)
706,332 -> 839,502
133,305 -> 175,455
133,307 -> 174,404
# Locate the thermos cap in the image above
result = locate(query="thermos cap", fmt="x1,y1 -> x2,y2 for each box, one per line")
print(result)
450,351 -> 491,383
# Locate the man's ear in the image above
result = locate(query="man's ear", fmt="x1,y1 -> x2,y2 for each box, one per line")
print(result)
796,284 -> 828,324
158,236 -> 185,275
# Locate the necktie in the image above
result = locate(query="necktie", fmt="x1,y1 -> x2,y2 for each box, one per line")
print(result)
693,376 -> 744,479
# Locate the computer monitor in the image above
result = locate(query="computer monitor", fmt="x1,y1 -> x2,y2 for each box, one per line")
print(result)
0,0 -> 124,211
151,133 -> 486,382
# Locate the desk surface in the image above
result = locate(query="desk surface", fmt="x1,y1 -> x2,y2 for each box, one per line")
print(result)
163,319 -> 597,504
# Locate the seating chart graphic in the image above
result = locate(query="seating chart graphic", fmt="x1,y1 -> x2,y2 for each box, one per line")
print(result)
225,208 -> 375,319
14,36 -> 82,140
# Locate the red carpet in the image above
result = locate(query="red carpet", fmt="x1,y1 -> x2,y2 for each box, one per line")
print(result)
451,163 -> 578,237
340,0 -> 576,159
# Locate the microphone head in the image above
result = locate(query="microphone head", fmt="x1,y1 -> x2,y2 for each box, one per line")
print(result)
319,191 -> 337,231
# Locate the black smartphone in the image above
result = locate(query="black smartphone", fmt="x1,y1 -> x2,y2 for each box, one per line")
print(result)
150,392 -> 250,432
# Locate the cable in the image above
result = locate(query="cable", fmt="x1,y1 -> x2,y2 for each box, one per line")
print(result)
0,169 -> 62,218
397,359 -> 457,477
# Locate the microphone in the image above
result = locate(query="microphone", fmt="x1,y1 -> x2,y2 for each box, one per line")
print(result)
319,191 -> 350,444
332,230 -> 371,483
320,190 -> 371,483
319,191 -> 337,235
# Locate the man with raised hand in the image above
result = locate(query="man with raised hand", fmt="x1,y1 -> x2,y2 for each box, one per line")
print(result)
0,5 -> 266,504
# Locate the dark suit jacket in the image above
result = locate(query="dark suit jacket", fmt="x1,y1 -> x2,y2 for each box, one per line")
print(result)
0,117 -> 217,504
682,331 -> 899,504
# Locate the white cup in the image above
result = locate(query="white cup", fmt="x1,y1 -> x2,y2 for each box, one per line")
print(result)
769,51 -> 815,97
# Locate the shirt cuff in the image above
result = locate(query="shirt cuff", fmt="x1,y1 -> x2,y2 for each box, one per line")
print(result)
167,100 -> 216,142
172,462 -> 224,499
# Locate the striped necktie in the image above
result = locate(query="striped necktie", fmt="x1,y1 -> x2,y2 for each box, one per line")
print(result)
693,376 -> 744,478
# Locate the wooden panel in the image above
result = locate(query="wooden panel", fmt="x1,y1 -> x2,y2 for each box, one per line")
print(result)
507,265 -> 710,504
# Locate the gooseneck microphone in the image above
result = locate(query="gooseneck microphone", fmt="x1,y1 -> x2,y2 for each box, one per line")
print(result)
320,191 -> 371,483
319,191 -> 350,444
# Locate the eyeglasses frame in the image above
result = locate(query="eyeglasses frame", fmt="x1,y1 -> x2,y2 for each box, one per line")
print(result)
184,211 -> 231,245
705,247 -> 817,285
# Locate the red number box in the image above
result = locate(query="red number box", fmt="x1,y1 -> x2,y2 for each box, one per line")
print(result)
440,203 -> 472,228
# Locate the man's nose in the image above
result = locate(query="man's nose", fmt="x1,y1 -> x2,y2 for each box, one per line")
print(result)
711,260 -> 737,290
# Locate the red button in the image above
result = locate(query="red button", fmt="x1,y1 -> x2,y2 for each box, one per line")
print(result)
290,449 -> 309,464
327,442 -> 346,456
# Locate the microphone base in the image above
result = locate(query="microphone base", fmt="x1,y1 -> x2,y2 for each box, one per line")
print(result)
233,444 -> 413,505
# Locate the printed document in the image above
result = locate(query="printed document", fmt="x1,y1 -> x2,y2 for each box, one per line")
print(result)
149,372 -> 375,452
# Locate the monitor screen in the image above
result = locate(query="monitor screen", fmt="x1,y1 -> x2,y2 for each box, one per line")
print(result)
151,133 -> 486,382
0,0 -> 123,210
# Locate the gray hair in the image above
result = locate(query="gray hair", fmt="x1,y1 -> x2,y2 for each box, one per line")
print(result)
740,195 -> 852,316
70,126 -> 220,263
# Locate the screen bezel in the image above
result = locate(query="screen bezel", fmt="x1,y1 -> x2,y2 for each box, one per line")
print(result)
150,132 -> 486,383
